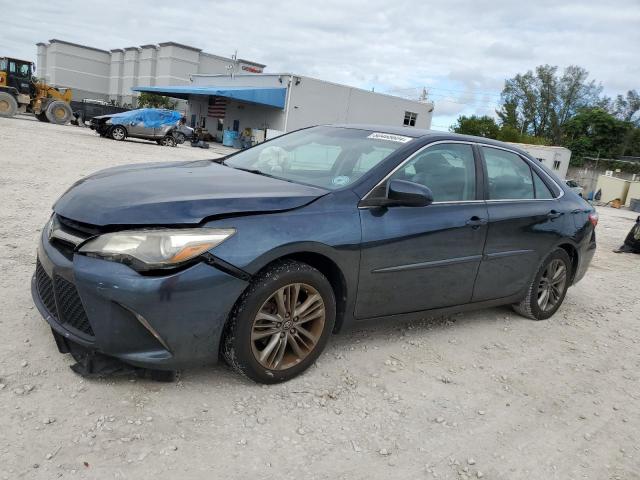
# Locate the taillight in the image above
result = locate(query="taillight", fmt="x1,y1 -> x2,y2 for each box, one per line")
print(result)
588,212 -> 598,227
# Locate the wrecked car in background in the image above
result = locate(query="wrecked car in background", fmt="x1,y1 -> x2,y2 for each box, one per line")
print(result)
89,108 -> 185,146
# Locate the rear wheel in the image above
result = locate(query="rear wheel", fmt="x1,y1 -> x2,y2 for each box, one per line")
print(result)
0,92 -> 18,118
513,248 -> 571,320
222,260 -> 336,383
45,100 -> 73,124
110,125 -> 126,141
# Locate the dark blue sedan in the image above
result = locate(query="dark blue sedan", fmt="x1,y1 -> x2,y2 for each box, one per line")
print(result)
32,125 -> 597,383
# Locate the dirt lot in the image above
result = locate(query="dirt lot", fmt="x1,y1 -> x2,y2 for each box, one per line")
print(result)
1,116 -> 639,480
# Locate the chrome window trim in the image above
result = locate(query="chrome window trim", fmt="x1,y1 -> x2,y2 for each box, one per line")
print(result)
359,140 -> 478,207
358,139 -> 564,208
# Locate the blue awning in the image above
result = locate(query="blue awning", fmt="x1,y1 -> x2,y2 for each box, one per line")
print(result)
131,85 -> 287,109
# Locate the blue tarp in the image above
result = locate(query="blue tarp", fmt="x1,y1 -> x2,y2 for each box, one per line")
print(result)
131,85 -> 287,109
109,108 -> 182,128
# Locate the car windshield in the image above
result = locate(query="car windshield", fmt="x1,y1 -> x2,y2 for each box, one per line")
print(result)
224,126 -> 412,190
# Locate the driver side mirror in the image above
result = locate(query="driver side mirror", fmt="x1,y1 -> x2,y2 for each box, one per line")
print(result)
387,179 -> 434,207
359,179 -> 434,208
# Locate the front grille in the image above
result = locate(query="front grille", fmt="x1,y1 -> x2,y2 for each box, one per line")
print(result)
36,260 -> 56,314
35,258 -> 95,338
57,215 -> 102,237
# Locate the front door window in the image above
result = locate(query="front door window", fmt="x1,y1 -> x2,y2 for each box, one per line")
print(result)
389,143 -> 476,202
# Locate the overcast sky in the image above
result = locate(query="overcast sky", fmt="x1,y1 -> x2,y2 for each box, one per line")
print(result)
3,0 -> 639,129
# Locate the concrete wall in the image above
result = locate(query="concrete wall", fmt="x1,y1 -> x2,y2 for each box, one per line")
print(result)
627,182 -> 640,206
35,40 -> 265,105
191,74 -> 283,88
287,76 -> 434,131
567,165 -> 638,198
36,40 -> 111,100
507,143 -> 571,180
595,175 -> 631,204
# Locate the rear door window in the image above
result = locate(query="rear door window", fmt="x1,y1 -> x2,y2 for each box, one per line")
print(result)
482,147 -> 534,200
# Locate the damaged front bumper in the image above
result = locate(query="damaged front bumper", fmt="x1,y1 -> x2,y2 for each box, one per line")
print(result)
32,227 -> 249,375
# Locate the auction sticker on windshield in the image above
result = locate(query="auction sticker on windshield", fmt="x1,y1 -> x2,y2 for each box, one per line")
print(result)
367,132 -> 413,143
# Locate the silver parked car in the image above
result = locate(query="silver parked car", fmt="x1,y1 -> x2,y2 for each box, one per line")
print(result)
564,179 -> 584,197
89,108 -> 185,146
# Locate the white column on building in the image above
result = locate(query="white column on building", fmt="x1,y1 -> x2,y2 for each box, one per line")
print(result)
108,49 -> 124,104
138,45 -> 158,88
35,43 -> 48,82
121,47 -> 140,106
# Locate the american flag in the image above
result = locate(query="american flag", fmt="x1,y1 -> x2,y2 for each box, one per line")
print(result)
208,97 -> 226,118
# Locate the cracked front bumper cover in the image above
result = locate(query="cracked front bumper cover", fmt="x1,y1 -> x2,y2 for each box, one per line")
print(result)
32,227 -> 249,372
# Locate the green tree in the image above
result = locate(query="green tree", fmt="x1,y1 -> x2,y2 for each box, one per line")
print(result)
498,65 -> 601,143
136,92 -> 177,109
450,115 -> 500,138
562,107 -> 631,161
603,89 -> 640,125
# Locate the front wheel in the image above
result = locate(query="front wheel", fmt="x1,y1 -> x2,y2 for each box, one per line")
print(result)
222,260 -> 336,384
0,92 -> 18,117
110,125 -> 126,141
513,248 -> 571,320
45,100 -> 73,124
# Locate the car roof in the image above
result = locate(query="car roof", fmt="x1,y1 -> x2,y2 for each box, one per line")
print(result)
330,124 -> 435,138
329,124 -> 528,152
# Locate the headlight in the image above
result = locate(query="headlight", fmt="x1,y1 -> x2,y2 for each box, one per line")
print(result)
78,228 -> 235,270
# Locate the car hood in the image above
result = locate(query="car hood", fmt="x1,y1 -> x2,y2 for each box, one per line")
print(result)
54,160 -> 328,226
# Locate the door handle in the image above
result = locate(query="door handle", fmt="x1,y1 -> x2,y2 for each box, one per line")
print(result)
466,216 -> 488,229
547,210 -> 562,219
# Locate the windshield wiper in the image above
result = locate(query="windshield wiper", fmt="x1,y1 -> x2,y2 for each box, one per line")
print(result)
232,167 -> 299,184
233,167 -> 276,177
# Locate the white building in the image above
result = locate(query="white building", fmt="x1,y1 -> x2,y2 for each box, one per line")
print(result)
134,73 -> 435,142
35,39 -> 265,106
507,143 -> 571,179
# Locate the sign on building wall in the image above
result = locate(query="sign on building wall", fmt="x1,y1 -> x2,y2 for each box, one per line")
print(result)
240,64 -> 263,73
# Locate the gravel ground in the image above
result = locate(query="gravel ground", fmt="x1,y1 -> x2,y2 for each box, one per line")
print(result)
1,116 -> 639,480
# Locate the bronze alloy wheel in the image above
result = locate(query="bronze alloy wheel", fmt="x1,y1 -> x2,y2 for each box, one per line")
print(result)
251,283 -> 326,370
537,258 -> 567,312
0,99 -> 10,113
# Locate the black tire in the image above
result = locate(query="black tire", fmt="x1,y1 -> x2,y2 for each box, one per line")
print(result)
513,248 -> 572,320
45,100 -> 73,124
36,111 -> 50,122
174,132 -> 186,144
110,125 -> 127,141
0,92 -> 18,117
222,260 -> 336,384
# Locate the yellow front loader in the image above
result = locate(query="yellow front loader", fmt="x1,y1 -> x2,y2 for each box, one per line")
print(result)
0,56 -> 73,124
